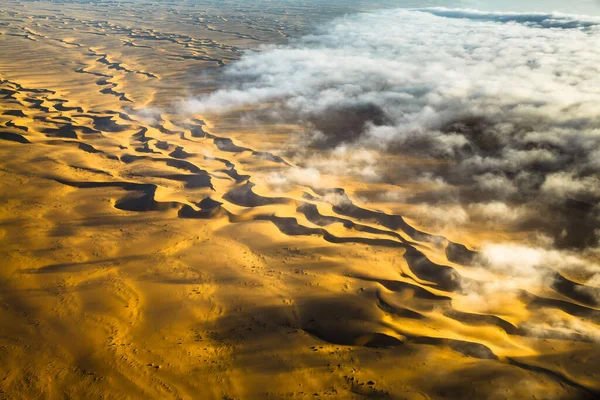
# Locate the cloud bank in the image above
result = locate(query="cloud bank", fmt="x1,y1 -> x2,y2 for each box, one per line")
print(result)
184,8 -> 600,249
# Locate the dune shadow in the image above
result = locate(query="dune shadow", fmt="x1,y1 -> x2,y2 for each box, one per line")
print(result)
21,255 -> 146,274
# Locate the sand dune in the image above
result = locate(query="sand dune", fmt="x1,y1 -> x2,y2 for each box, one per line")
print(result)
1,1 -> 599,399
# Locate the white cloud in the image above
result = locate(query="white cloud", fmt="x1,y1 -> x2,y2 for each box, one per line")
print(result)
475,243 -> 600,297
130,107 -> 162,125
182,8 -> 600,247
266,167 -> 323,191
541,172 -> 600,200
468,202 -> 525,222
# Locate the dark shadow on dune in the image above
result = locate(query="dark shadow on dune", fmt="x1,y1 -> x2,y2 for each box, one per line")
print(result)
297,203 -> 345,226
205,155 -> 234,168
299,294 -> 500,359
22,98 -> 50,113
298,203 -> 409,243
155,140 -> 170,150
121,154 -> 149,163
68,165 -> 111,176
403,247 -> 461,292
52,101 -> 83,113
353,275 -> 452,302
77,142 -> 103,154
99,87 -> 132,102
178,197 -> 227,219
89,115 -> 129,132
252,212 -> 466,295
161,158 -> 203,173
322,232 -> 404,248
45,140 -> 103,154
507,357 -> 599,398
256,215 -> 322,236
213,137 -> 250,153
169,146 -> 193,159
220,167 -> 250,183
135,142 -> 160,154
132,127 -> 152,142
51,178 -> 180,212
298,295 -> 404,348
42,124 -> 78,139
5,121 -> 29,132
119,153 -> 206,174
443,309 -> 519,335
199,300 -> 524,400
376,294 -> 425,320
190,125 -> 207,138
551,272 -> 599,307
314,188 -> 439,242
252,151 -> 289,165
21,255 -> 147,274
178,204 -> 226,219
114,185 -> 179,212
2,109 -> 26,117
156,125 -> 182,135
0,131 -> 30,143
522,291 -> 600,321
427,360 -> 595,400
159,174 -> 214,190
224,182 -> 289,207
445,241 -> 476,265
412,337 -> 497,360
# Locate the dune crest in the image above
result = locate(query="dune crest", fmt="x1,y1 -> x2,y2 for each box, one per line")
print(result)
1,1 -> 599,399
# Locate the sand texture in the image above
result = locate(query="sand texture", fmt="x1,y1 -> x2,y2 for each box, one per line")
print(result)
1,1 -> 599,399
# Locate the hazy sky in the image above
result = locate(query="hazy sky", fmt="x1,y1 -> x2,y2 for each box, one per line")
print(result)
373,0 -> 600,15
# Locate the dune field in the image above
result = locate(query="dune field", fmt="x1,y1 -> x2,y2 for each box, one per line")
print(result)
1,1 -> 599,399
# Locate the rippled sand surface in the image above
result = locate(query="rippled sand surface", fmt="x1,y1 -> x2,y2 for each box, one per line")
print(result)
0,1 -> 599,399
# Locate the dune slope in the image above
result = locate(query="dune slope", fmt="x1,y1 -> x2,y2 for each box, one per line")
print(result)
1,1 -> 599,399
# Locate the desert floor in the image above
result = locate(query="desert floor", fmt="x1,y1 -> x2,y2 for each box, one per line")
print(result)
0,1 -> 599,399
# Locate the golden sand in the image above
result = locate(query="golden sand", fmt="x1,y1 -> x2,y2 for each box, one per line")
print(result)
0,1 -> 598,399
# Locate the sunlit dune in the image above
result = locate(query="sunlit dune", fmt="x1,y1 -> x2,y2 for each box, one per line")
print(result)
1,1 -> 599,399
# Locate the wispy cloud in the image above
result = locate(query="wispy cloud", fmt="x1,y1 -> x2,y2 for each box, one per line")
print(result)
184,8 -> 600,248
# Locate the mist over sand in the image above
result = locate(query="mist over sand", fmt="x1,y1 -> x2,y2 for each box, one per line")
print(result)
0,1 -> 599,399
185,8 -> 600,249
